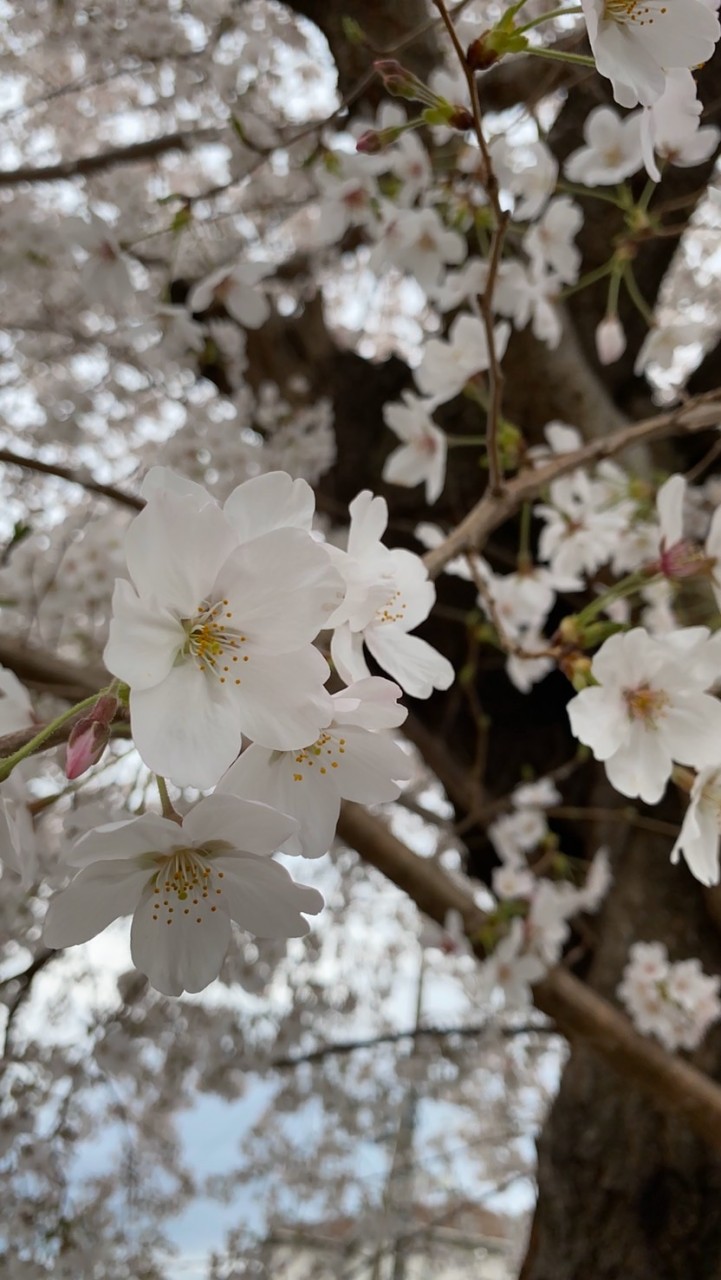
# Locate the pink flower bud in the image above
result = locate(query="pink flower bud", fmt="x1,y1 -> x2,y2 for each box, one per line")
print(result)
595,315 -> 626,365
373,59 -> 427,102
64,691 -> 119,779
66,720 -> 110,780
356,129 -> 383,155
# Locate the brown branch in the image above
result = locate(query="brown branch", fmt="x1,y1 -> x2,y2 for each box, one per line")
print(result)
433,0 -> 509,495
0,641 -> 105,697
0,449 -> 143,511
337,801 -> 721,1152
424,389 -> 721,578
270,1019 -> 548,1069
0,127 -> 223,187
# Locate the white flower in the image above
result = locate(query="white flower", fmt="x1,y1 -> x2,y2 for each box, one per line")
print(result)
327,491 -> 454,699
641,69 -> 721,180
489,808 -> 547,865
382,392 -> 447,504
580,0 -> 720,108
188,261 -> 270,329
369,206 -> 466,292
567,627 -> 721,804
618,940 -> 721,1049
43,795 -> 323,997
218,678 -> 412,858
67,212 -> 134,306
535,470 -> 633,583
104,473 -> 341,788
494,259 -> 563,349
481,919 -> 547,1008
523,197 -> 583,285
671,767 -> 721,885
565,106 -> 643,184
414,314 -> 510,404
512,778 -> 561,809
491,138 -> 558,220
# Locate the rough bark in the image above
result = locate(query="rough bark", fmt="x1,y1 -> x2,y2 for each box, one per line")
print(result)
523,793 -> 721,1280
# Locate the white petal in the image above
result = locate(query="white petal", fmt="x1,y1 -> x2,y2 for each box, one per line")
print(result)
104,579 -> 183,691
347,492 -> 388,557
365,626 -> 454,698
331,677 -> 407,730
130,664 -> 245,789
223,473 -> 315,542
233,646 -> 333,751
70,814 -> 181,868
218,529 -> 343,652
44,861 -> 150,947
219,746 -> 333,857
331,625 -> 371,685
567,686 -> 628,759
333,726 -> 412,803
182,793 -> 297,855
215,853 -> 324,935
123,491 -> 237,614
131,882 -> 232,996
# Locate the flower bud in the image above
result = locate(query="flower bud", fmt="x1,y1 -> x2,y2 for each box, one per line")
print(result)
374,60 -> 427,102
595,315 -> 626,365
66,720 -> 110,780
466,33 -> 500,71
65,692 -> 119,780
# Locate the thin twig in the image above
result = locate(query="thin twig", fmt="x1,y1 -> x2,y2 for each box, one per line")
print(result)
432,0 -> 510,495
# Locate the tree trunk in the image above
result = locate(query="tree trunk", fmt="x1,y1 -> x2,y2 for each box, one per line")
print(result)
523,794 -> 721,1280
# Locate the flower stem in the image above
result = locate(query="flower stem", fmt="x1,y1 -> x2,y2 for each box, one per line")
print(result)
574,570 -> 658,628
526,45 -> 596,65
517,5 -> 583,31
0,692 -> 105,782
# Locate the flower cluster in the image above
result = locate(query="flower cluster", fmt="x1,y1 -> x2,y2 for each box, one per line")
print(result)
40,468 -> 451,995
618,941 -> 721,1051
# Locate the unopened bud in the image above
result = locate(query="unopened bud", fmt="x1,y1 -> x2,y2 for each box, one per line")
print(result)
66,720 -> 110,780
656,539 -> 715,582
466,34 -> 500,71
355,125 -> 404,155
374,59 -> 427,102
447,105 -> 474,131
595,315 -> 626,365
65,691 -> 119,780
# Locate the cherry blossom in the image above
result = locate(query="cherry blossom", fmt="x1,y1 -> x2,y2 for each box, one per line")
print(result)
618,940 -> 721,1049
188,261 -> 271,329
104,479 -> 341,787
43,795 -> 323,997
414,314 -> 510,403
382,391 -> 448,504
327,491 -> 454,698
671,767 -> 721,886
567,628 -> 721,803
218,678 -> 412,859
641,69 -> 721,180
580,0 -> 720,108
564,106 -> 643,184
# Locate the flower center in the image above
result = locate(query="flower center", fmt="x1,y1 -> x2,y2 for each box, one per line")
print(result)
182,598 -> 250,685
375,588 -> 408,625
149,847 -> 225,925
623,682 -> 669,725
291,730 -> 346,782
603,0 -> 666,24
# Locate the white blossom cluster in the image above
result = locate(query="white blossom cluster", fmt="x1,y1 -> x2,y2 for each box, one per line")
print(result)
618,941 -> 721,1050
19,468 -> 451,997
425,781 -> 611,1008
